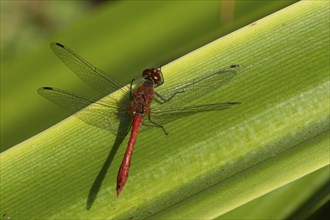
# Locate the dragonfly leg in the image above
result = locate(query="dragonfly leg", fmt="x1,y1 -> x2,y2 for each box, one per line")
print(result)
145,114 -> 169,135
130,79 -> 135,99
154,90 -> 185,104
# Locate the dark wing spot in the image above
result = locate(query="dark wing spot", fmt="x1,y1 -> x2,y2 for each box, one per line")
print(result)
55,42 -> 64,48
42,87 -> 54,90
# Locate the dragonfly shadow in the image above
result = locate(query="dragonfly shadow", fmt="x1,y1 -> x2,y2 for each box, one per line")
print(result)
86,116 -> 132,210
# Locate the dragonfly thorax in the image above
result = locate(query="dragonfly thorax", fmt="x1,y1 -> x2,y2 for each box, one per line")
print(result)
142,68 -> 164,87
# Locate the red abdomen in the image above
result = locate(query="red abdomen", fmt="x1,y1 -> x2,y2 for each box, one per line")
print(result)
116,114 -> 143,197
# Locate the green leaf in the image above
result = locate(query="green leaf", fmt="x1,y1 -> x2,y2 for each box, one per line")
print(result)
1,0 -> 296,151
1,1 -> 329,219
216,166 -> 330,220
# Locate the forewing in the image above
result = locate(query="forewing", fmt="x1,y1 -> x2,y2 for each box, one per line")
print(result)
50,42 -> 129,96
38,87 -> 129,134
155,64 -> 243,106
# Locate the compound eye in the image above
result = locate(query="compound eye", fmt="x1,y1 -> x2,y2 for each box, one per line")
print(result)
142,68 -> 164,86
153,75 -> 159,82
154,70 -> 164,86
142,69 -> 152,77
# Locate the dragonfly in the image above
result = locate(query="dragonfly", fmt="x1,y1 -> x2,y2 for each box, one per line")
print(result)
38,42 -> 243,197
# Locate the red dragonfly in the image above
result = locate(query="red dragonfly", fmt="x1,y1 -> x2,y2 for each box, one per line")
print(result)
38,42 -> 242,197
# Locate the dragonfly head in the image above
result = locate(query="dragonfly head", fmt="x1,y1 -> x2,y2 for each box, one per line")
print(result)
142,68 -> 164,87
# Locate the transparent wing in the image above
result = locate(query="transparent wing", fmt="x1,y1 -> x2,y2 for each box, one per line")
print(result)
38,87 -> 130,134
144,102 -> 240,128
155,64 -> 244,107
50,42 -> 129,96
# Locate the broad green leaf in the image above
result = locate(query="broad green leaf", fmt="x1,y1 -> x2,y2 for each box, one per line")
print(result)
1,0 -> 296,151
217,166 -> 330,220
1,1 -> 329,219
